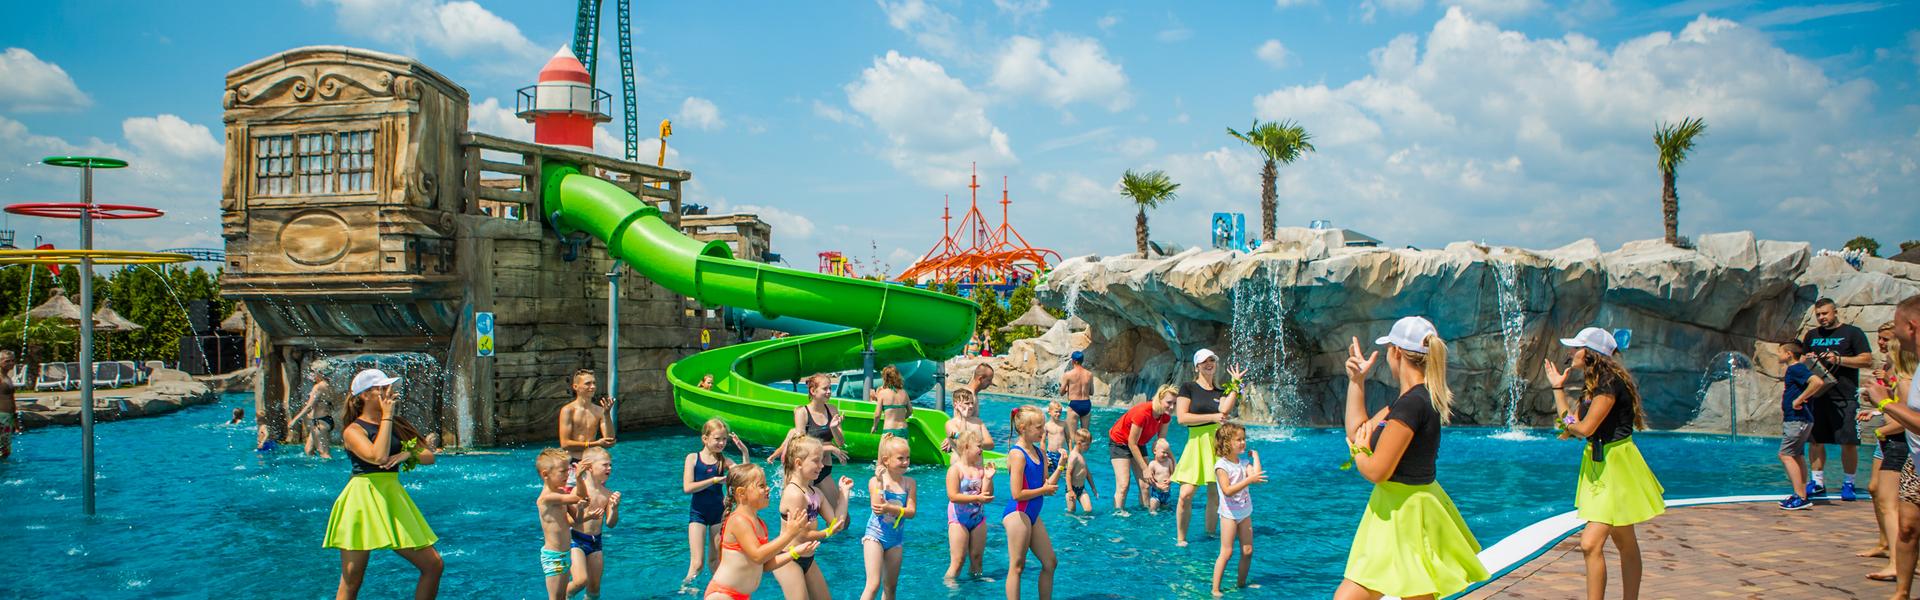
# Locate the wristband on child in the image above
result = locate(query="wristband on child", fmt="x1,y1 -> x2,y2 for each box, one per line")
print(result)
788,548 -> 800,561
1881,397 -> 1896,410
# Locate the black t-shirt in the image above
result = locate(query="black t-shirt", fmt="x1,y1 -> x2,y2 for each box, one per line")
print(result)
1581,375 -> 1637,460
1178,380 -> 1223,421
1373,384 -> 1441,486
1802,324 -> 1871,402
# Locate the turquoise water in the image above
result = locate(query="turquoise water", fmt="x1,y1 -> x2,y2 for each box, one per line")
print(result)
0,392 -> 1788,598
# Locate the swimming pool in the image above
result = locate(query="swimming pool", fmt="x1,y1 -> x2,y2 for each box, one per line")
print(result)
0,392 -> 1789,598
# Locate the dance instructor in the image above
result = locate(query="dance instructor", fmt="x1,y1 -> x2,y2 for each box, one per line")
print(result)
1545,327 -> 1664,600
1172,348 -> 1245,546
324,369 -> 444,600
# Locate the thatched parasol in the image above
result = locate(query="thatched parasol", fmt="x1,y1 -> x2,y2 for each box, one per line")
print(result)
1007,305 -> 1060,329
27,288 -> 86,322
93,300 -> 143,332
1064,315 -> 1089,332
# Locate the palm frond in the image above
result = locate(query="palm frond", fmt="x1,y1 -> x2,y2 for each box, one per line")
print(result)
1654,117 -> 1707,172
1228,119 -> 1317,164
1119,169 -> 1180,209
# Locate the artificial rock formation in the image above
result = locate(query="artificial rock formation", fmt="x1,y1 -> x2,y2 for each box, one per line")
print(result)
999,230 -> 1917,432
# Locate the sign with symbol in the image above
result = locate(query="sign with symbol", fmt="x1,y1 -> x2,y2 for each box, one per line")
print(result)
700,328 -> 711,350
476,312 -> 495,357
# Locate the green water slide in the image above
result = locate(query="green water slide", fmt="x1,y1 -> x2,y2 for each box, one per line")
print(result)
542,165 -> 979,465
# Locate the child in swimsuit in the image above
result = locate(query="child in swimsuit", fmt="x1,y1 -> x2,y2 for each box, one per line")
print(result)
1210,423 -> 1265,596
944,429 -> 996,580
705,463 -> 816,600
535,449 -> 585,600
942,388 -> 994,453
1146,438 -> 1176,513
1063,429 -> 1099,514
861,434 -> 918,600
775,435 -> 854,600
1004,405 -> 1064,600
1044,401 -> 1068,476
683,417 -> 749,585
569,447 -> 621,600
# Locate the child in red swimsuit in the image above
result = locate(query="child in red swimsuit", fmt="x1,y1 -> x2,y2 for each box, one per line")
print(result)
703,463 -> 815,600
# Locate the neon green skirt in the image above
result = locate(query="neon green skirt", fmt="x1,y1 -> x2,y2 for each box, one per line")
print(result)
1344,481 -> 1489,598
323,472 -> 438,551
1576,437 -> 1665,526
1172,424 -> 1218,485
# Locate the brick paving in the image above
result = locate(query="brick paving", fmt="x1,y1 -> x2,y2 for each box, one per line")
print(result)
1463,498 -> 1898,599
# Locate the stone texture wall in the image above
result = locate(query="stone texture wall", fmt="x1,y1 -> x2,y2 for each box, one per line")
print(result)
997,230 -> 1917,433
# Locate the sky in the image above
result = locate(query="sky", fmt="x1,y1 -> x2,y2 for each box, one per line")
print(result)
1,0 -> 1916,276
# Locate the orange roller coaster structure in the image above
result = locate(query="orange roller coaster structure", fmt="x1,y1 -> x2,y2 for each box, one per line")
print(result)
896,165 -> 1059,287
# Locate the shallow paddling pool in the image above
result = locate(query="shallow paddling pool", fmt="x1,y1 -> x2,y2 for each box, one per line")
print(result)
0,393 -> 1790,598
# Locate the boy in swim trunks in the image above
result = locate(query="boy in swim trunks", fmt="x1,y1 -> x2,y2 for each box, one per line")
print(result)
558,369 -> 615,491
536,448 -> 585,600
1044,402 -> 1068,477
1146,438 -> 1175,513
569,447 -> 621,600
1063,429 -> 1100,514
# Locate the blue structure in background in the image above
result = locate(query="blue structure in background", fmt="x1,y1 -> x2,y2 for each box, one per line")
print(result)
1211,212 -> 1247,252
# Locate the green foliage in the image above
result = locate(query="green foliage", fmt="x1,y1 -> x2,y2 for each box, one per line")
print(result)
970,285 -> 1010,352
0,264 -> 229,363
1902,240 -> 1920,253
1845,236 -> 1881,257
0,316 -> 78,359
1654,117 -> 1707,173
1119,170 -> 1181,210
939,280 -> 961,298
1226,119 -> 1316,165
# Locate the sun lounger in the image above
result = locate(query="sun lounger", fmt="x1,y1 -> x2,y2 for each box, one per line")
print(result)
92,362 -> 122,388
34,363 -> 71,391
117,361 -> 143,385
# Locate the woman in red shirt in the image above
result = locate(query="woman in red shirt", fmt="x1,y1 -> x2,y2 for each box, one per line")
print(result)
1107,385 -> 1174,511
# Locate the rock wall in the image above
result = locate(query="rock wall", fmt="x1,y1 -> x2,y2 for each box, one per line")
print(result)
995,230 -> 1918,432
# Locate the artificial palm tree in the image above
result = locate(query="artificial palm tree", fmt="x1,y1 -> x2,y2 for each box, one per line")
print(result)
1227,119 -> 1315,243
1119,169 -> 1180,257
1654,117 -> 1706,246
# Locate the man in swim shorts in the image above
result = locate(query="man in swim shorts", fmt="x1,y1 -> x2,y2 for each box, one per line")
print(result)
0,351 -> 17,459
1060,351 -> 1094,435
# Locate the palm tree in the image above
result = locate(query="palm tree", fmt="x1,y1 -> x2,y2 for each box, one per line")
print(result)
1119,169 -> 1180,257
1653,117 -> 1706,246
1227,119 -> 1315,243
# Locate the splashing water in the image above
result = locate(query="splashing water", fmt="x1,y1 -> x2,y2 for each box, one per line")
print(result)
1061,278 -> 1083,323
1491,259 -> 1529,432
139,265 -> 216,368
1691,351 -> 1756,435
1228,263 -> 1302,426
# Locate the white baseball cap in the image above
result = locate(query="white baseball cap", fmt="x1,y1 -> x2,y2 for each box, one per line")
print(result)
350,368 -> 400,396
1559,327 -> 1617,357
1192,348 -> 1218,366
1374,316 -> 1439,353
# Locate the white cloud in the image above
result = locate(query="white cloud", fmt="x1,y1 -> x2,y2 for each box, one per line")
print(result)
1440,0 -> 1544,21
1256,40 -> 1292,69
0,114 -> 222,250
1118,136 -> 1157,157
732,204 -> 816,241
1742,2 -> 1890,27
323,0 -> 545,73
1156,26 -> 1192,43
812,100 -> 863,126
123,115 -> 221,159
1229,7 -> 1917,251
1359,0 -> 1424,23
990,35 -> 1131,112
678,97 -> 724,130
845,51 -> 1015,187
0,48 -> 91,112
993,0 -> 1049,20
1096,13 -> 1121,32
878,0 -> 967,62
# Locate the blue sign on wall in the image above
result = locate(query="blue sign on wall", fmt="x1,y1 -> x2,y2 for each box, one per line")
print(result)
476,312 -> 495,357
1211,212 -> 1247,252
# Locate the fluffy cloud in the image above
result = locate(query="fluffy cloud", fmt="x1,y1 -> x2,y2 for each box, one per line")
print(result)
1256,40 -> 1291,69
1742,2 -> 1890,27
846,51 -> 1015,187
1231,7 -> 1917,251
0,114 -> 222,250
878,0 -> 967,62
812,100 -> 863,126
730,203 -> 816,241
990,35 -> 1130,111
324,0 -> 546,73
678,97 -> 724,130
0,48 -> 91,112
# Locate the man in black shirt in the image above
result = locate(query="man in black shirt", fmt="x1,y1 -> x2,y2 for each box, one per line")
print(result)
1801,298 -> 1874,501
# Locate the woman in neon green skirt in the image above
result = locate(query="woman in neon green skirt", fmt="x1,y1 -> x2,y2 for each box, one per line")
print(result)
1337,317 -> 1488,600
325,369 -> 444,600
1173,348 -> 1245,546
1545,327 -> 1665,600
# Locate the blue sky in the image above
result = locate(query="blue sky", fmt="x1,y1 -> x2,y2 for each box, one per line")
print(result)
2,0 -> 1916,274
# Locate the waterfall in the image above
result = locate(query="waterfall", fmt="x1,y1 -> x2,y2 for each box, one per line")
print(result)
1228,264 -> 1301,426
1061,278 -> 1083,322
1491,259 -> 1528,431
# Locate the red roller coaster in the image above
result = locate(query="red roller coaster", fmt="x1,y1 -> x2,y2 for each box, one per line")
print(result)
896,165 -> 1058,287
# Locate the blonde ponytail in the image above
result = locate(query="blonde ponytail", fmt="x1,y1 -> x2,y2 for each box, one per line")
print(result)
1421,334 -> 1454,424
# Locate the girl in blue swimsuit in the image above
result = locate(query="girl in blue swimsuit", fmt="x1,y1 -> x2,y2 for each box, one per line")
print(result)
861,435 -> 917,600
1004,405 -> 1063,600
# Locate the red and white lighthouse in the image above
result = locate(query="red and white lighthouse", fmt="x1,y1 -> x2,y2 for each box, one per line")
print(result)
516,47 -> 611,153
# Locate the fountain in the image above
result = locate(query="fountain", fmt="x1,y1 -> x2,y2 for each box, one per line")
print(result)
1227,263 -> 1302,426
1061,278 -> 1083,323
1491,258 -> 1532,437
1690,351 -> 1756,436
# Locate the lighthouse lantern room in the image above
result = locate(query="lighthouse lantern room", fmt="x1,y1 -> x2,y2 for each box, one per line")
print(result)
516,47 -> 613,153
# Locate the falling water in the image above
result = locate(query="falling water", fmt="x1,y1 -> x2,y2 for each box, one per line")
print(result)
307,352 -> 445,436
1061,278 -> 1083,323
1491,259 -> 1530,432
1227,264 -> 1302,427
1691,351 -> 1755,435
139,265 -> 216,367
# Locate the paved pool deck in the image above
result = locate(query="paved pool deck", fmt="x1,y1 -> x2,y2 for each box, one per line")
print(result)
1461,495 -> 1892,599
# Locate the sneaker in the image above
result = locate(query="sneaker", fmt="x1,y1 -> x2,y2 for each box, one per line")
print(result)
1780,496 -> 1812,510
1809,481 -> 1827,497
1842,481 -> 1858,501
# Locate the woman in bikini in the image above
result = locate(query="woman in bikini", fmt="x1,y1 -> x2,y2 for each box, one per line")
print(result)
870,366 -> 913,441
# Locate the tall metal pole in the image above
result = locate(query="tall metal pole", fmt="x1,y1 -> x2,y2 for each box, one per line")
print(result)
78,165 -> 96,516
606,260 -> 622,433
935,361 -> 948,413
1727,355 -> 1738,438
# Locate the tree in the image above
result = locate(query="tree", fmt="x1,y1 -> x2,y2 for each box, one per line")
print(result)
1227,119 -> 1315,243
969,285 -> 1010,351
1844,236 -> 1881,257
1120,169 -> 1181,257
1654,117 -> 1707,246
1900,240 -> 1919,253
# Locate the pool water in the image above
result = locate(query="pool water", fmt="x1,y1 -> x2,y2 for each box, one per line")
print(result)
0,393 -> 1789,598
